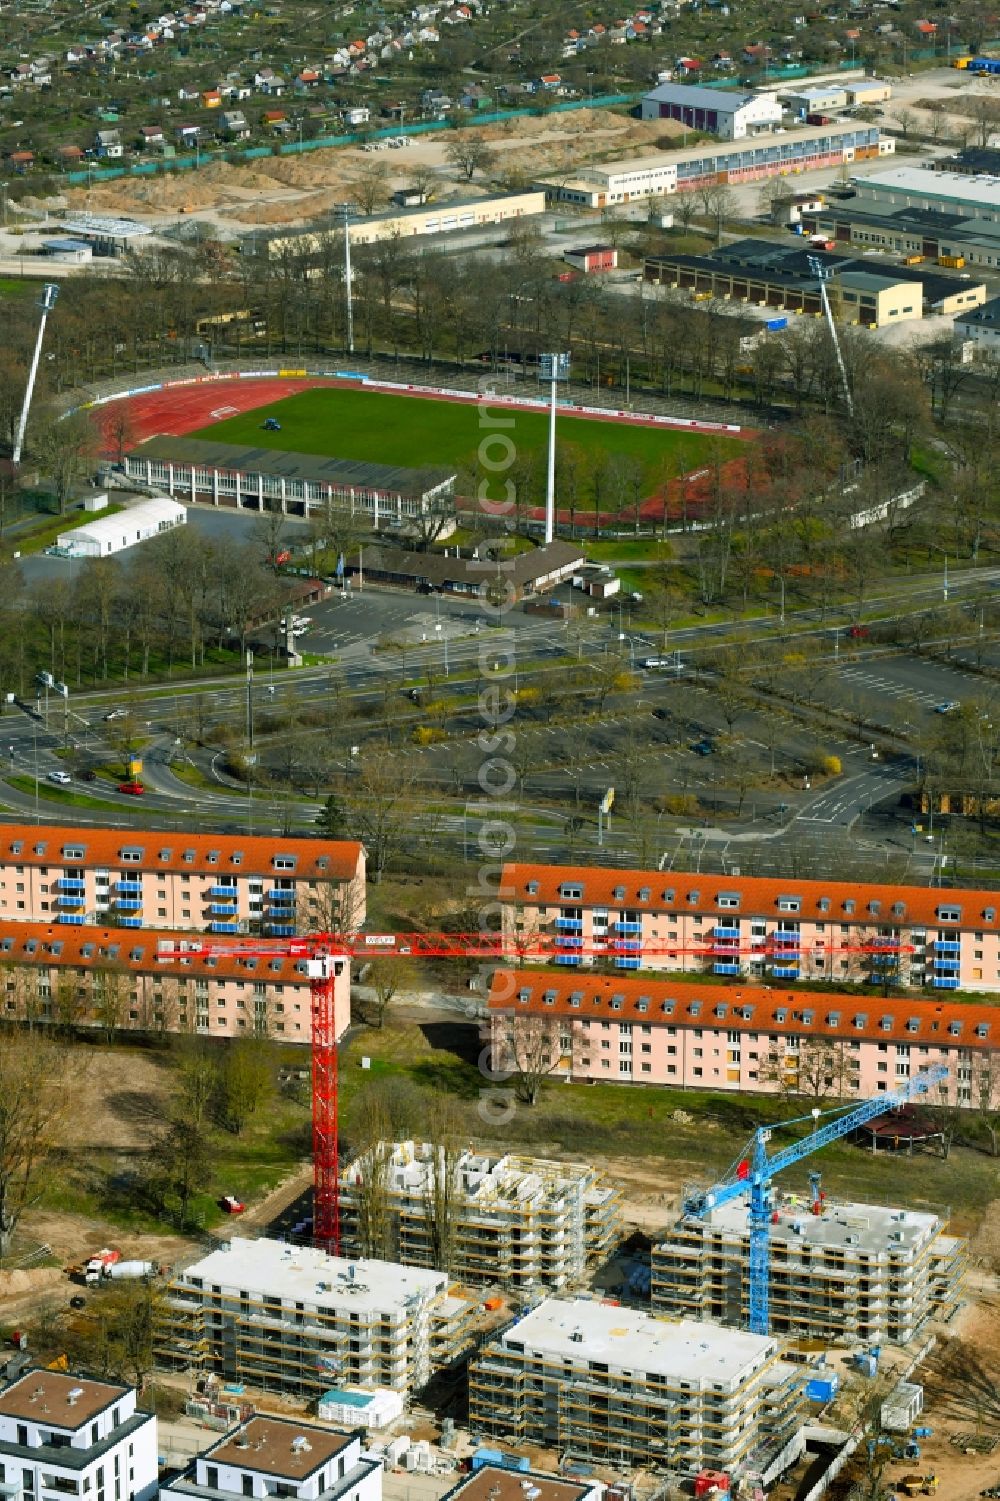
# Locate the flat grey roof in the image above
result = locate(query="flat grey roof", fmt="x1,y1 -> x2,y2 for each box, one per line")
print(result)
131,435 -> 453,500
177,1237 -> 447,1314
676,1192 -> 940,1257
354,540 -> 584,589
644,81 -> 760,110
856,166 -> 1000,211
497,1297 -> 776,1384
956,294 -> 1000,324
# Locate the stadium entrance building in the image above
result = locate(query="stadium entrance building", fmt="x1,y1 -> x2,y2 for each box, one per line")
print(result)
122,436 -> 455,524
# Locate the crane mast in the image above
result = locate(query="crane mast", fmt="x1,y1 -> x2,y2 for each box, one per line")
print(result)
683,1062 -> 949,1334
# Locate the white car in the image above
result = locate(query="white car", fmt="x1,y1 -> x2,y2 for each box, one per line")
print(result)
47,770 -> 71,785
104,707 -> 127,721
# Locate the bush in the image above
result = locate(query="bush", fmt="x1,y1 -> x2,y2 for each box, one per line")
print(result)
412,725 -> 446,745
820,754 -> 842,776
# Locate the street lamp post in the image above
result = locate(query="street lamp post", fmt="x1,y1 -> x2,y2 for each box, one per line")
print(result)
539,352 -> 570,545
246,649 -> 254,751
12,282 -> 59,466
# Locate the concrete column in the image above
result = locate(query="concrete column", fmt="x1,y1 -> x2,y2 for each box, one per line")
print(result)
212,469 -> 219,506
280,478 -> 287,514
257,474 -> 264,510
146,459 -> 153,487
235,471 -> 241,508
190,468 -> 196,503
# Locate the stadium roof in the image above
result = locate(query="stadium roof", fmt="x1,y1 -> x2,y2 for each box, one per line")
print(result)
61,213 -> 153,239
132,436 -> 454,500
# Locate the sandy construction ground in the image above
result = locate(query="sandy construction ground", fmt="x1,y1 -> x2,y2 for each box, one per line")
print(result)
23,110 -> 684,236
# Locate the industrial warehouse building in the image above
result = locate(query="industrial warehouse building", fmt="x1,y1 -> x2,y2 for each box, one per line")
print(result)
160,1418 -> 382,1501
156,1239 -> 475,1397
500,860 -> 1000,996
348,540 -> 584,599
246,189 -> 546,260
339,1142 -> 621,1290
800,200 -> 1000,270
652,1192 -> 966,1343
56,496 -> 186,557
643,237 -> 985,326
0,921 -> 350,1043
123,437 -> 455,523
469,1299 -> 811,1475
0,823 -> 365,935
854,166 -> 1000,223
488,969 -> 1000,1109
639,83 -> 783,138
537,123 -> 892,207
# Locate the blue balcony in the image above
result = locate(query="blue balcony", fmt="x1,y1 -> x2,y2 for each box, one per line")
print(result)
555,954 -> 582,966
120,917 -> 143,929
714,962 -> 740,975
265,923 -> 295,937
555,917 -> 583,931
267,889 -> 296,903
933,977 -> 960,989
772,965 -> 800,978
115,898 -> 142,911
613,939 -> 641,952
615,957 -> 641,970
210,884 -> 238,898
556,935 -> 583,948
713,925 -> 740,939
209,903 -> 238,916
933,957 -> 960,972
772,932 -> 801,946
57,913 -> 85,926
210,921 -> 239,934
934,940 -> 961,953
56,895 -> 84,908
56,877 -> 85,891
114,879 -> 142,893
614,921 -> 642,934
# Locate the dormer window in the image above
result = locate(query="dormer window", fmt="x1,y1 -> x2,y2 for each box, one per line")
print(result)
801,1009 -> 813,1025
907,1018 -> 920,1034
158,847 -> 173,861
869,900 -> 881,916
853,1013 -> 867,1030
827,1011 -> 840,1026
274,855 -> 297,871
518,989 -> 531,1003
62,845 -> 85,860
774,1008 -> 786,1023
948,1020 -> 962,1036
844,899 -> 856,914
817,897 -> 830,913
662,1000 -> 675,1015
527,881 -> 539,895
893,902 -> 906,918
638,887 -> 651,902
662,888 -> 675,902
880,1016 -> 893,1032
937,906 -> 962,923
183,849 -> 196,863
636,999 -> 649,1013
559,883 -> 582,900
714,1004 -> 728,1019
611,998 -> 623,1011
569,995 -> 581,1008
543,990 -> 556,1004
717,893 -> 740,910
976,1022 -> 990,1038
777,896 -> 801,913
689,1001 -> 701,1017
985,907 -> 996,922
687,890 -> 700,905
613,886 -> 625,901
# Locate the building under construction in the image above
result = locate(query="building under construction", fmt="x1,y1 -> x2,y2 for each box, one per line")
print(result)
154,1238 -> 476,1399
469,1297 -> 812,1476
339,1142 -> 622,1292
651,1188 -> 966,1344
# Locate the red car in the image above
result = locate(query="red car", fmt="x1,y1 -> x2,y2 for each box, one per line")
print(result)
118,781 -> 145,796
221,1195 -> 246,1214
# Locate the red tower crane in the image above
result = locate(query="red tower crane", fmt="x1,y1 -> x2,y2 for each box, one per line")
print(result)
156,929 -> 913,1256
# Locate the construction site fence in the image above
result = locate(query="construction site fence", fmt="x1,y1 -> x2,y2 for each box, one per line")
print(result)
58,45 -> 1000,189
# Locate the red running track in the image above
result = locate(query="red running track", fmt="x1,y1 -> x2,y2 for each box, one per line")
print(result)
95,373 -> 761,524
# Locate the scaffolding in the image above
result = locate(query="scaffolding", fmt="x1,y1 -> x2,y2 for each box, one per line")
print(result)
651,1190 -> 967,1345
340,1143 -> 622,1292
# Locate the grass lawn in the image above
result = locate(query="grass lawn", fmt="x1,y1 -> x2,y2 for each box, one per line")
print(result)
10,503 -> 125,558
5,774 -> 124,812
0,277 -> 45,300
196,387 -> 741,496
338,1019 -> 998,1231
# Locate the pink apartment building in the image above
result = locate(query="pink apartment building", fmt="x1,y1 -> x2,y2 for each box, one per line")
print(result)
0,825 -> 365,937
0,921 -> 350,1041
502,862 -> 1000,992
489,969 -> 998,1108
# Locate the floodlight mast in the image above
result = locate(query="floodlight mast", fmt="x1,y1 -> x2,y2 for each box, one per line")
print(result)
807,254 -> 853,418
12,282 -> 59,466
539,352 -> 570,544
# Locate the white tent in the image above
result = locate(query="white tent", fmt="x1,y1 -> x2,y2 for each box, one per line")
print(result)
58,498 -> 186,558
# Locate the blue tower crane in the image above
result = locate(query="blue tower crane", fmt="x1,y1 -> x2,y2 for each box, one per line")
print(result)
682,1063 -> 949,1335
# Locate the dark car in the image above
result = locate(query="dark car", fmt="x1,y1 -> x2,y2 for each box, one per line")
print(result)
263,417 -> 281,431
78,768 -> 97,783
691,738 -> 716,756
652,707 -> 670,720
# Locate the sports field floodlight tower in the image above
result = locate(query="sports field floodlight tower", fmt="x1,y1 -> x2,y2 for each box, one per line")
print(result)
539,352 -> 570,544
682,1061 -> 948,1335
12,281 -> 60,467
807,253 -> 854,418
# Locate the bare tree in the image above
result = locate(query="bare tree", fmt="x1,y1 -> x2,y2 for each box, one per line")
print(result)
361,956 -> 415,1029
493,1011 -> 563,1104
350,161 -> 390,216
445,135 -> 497,181
422,1094 -> 463,1273
32,410 -> 98,515
0,1032 -> 79,1256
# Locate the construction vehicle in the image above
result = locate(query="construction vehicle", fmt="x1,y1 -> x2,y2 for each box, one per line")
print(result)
66,1248 -> 121,1285
899,1477 -> 937,1496
156,930 -> 947,1263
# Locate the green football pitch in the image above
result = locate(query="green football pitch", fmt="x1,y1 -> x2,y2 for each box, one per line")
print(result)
194,386 -> 740,493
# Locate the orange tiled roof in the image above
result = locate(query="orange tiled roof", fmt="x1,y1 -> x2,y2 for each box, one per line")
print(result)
489,968 -> 999,1050
0,921 -> 309,981
0,823 -> 362,881
502,862 -> 1000,932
